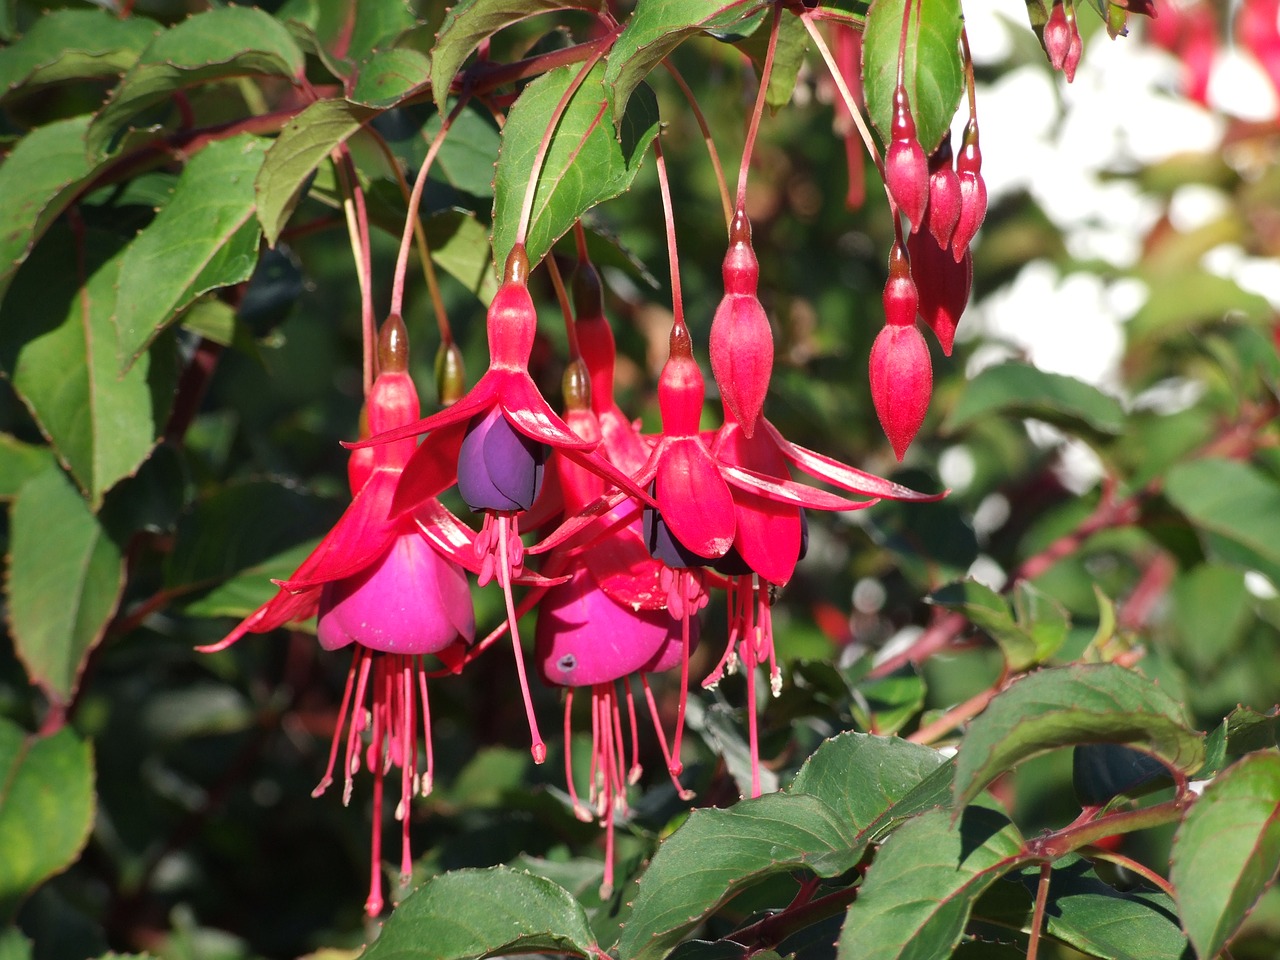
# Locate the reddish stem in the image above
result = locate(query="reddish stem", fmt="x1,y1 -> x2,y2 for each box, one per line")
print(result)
736,1 -> 784,211
653,137 -> 686,329
663,62 -> 733,228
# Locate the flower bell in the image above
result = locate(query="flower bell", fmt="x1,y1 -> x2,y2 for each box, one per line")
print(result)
199,315 -> 475,917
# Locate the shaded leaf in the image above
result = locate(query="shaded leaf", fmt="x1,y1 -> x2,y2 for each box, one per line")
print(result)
1225,706 -> 1280,755
619,793 -> 861,960
953,664 -> 1205,809
687,697 -> 780,797
1129,270 -> 1272,345
928,579 -> 1067,671
604,0 -> 769,120
1172,752 -> 1280,960
0,116 -> 99,301
943,363 -> 1126,438
976,856 -> 1190,960
0,224 -> 175,507
1072,744 -> 1171,808
0,436 -> 54,501
836,805 -> 1026,960
861,0 -> 964,153
853,665 -> 927,735
255,99 -> 377,246
0,721 -> 94,921
424,209 -> 501,305
360,866 -> 596,960
5,468 -> 125,705
87,7 -> 304,158
115,134 -> 268,370
0,10 -> 158,103
351,47 -> 429,106
492,61 -> 660,272
429,0 -> 609,113
424,106 -> 501,199
1164,458 -> 1280,587
735,8 -> 809,110
0,929 -> 32,960
1169,564 -> 1252,673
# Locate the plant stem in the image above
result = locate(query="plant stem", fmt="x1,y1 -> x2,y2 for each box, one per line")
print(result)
802,16 -> 882,170
334,147 -> 376,394
545,253 -> 581,360
1029,797 -> 1189,860
663,61 -> 733,228
736,1 -> 783,211
1026,862 -> 1051,960
653,136 -> 685,329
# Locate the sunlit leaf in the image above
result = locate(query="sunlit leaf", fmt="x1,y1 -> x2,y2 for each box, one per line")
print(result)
1165,458 -> 1280,587
0,9 -> 158,103
943,363 -> 1126,438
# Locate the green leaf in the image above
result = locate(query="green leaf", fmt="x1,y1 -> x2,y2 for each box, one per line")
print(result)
836,805 -> 1026,960
1172,752 -> 1280,960
424,209 -> 501,305
5,468 -> 125,705
0,928 -> 32,960
1169,564 -> 1252,673
0,720 -> 94,920
735,9 -> 809,110
604,0 -> 769,120
0,10 -> 159,103
0,436 -> 54,500
86,7 -> 304,158
424,106 -> 502,199
789,731 -> 952,832
943,363 -> 1126,438
976,856 -> 1190,960
115,134 -> 268,370
852,665 -> 927,735
929,579 -> 1068,671
255,99 -> 377,246
1225,705 -> 1280,755
0,224 -> 175,507
1129,270 -> 1272,345
861,0 -> 964,153
428,0 -> 608,113
360,866 -> 597,960
1164,458 -> 1280,587
0,116 -> 100,301
619,793 -> 862,960
351,47 -> 429,106
492,61 -> 660,273
953,664 -> 1206,809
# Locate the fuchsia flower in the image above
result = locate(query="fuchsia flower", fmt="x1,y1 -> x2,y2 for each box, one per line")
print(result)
200,315 -> 475,917
357,245 -> 653,765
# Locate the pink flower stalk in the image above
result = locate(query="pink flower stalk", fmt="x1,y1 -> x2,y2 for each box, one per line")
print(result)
199,315 -> 475,917
358,245 -> 653,765
709,209 -> 774,438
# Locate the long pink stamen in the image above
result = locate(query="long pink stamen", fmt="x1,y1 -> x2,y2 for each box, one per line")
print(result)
610,684 -> 628,793
418,666 -> 435,796
399,657 -> 414,883
669,571 -> 693,775
641,676 -> 694,801
497,513 -> 547,763
314,646 -> 361,798
367,745 -> 385,917
344,649 -> 375,805
624,680 -> 642,784
564,688 -> 591,820
744,605 -> 762,799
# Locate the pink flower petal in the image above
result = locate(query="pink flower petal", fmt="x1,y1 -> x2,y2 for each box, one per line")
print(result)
656,440 -> 735,559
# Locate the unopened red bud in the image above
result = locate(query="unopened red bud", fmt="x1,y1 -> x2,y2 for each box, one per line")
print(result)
709,209 -> 773,437
572,258 -> 603,318
869,322 -> 933,461
885,86 -> 929,232
883,242 -> 918,327
908,230 -> 972,355
1063,7 -> 1083,82
1045,2 -> 1071,71
952,119 -> 987,261
435,341 -> 466,406
927,134 -> 962,249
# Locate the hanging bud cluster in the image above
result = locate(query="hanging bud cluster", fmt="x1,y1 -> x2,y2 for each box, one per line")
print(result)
1044,0 -> 1084,82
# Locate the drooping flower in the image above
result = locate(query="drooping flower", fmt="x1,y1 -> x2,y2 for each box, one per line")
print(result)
709,208 -> 774,438
200,315 -> 475,916
358,245 -> 653,764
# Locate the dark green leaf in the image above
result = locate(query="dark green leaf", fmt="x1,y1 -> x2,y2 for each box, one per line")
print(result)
953,664 -> 1206,809
619,793 -> 861,960
5,468 -> 124,705
86,7 -> 304,158
1072,744 -> 1171,808
429,0 -> 608,114
1164,458 -> 1280,587
734,9 -> 809,110
424,106 -> 501,199
1225,706 -> 1280,755
604,0 -> 769,120
492,61 -> 659,272
351,47 -> 429,106
976,856 -> 1190,960
943,363 -> 1126,438
1172,752 -> 1280,960
360,866 -> 596,960
0,436 -> 54,501
0,116 -> 99,301
929,578 -> 1067,671
789,730 -> 952,832
836,806 -> 1026,960
0,10 -> 158,103
861,0 -> 964,153
852,665 -> 926,735
115,134 -> 268,370
0,224 -> 175,507
255,99 -> 377,246
0,720 -> 95,920
687,697 -> 780,797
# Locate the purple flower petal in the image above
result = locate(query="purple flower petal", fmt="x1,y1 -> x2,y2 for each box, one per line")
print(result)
457,407 -> 546,513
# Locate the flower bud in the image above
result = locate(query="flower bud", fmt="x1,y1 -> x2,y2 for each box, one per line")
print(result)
951,119 -> 987,261
884,85 -> 929,233
435,341 -> 466,406
908,229 -> 972,356
883,241 -> 918,327
1045,2 -> 1072,71
1063,6 -> 1083,82
869,322 -> 933,460
926,134 -> 962,249
709,210 -> 773,438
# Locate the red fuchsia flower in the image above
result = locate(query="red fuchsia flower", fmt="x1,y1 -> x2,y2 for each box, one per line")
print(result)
908,226 -> 973,356
884,84 -> 930,233
871,242 -> 934,460
199,316 -> 475,917
709,208 -> 773,438
926,133 -> 962,250
358,245 -> 652,765
951,118 -> 988,261
1239,0 -> 1280,100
